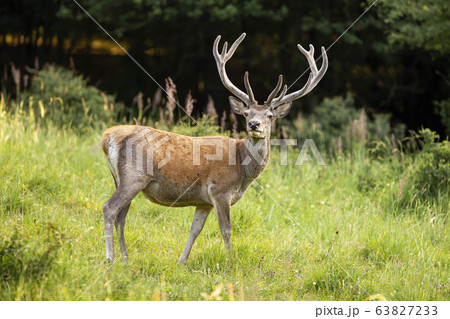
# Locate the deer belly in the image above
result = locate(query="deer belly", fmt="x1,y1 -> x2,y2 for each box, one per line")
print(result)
142,180 -> 208,207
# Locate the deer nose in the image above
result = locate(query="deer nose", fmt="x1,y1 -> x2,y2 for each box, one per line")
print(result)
248,121 -> 260,130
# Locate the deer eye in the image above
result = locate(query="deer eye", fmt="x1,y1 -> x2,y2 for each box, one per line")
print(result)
243,110 -> 250,117
267,113 -> 273,119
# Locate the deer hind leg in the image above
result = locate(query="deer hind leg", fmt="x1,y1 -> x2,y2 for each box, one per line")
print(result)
103,182 -> 144,261
114,204 -> 131,260
177,206 -> 213,265
212,196 -> 232,251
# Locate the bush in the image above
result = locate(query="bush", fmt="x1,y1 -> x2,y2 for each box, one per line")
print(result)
289,94 -> 406,157
290,94 -> 362,154
408,129 -> 450,195
310,94 -> 361,138
169,115 -> 222,137
23,65 -> 123,129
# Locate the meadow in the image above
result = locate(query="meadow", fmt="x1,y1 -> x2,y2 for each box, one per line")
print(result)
0,94 -> 448,301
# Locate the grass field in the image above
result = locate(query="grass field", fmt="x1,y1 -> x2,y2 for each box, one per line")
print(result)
0,112 -> 449,301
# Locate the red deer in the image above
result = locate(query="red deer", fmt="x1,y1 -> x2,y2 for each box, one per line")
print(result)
101,33 -> 328,264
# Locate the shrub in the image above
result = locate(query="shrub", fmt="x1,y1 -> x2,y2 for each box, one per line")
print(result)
408,129 -> 450,195
311,94 -> 361,138
23,65 -> 123,129
290,94 -> 361,154
169,114 -> 222,137
289,94 -> 405,157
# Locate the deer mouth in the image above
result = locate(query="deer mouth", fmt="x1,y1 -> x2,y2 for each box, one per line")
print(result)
249,129 -> 264,138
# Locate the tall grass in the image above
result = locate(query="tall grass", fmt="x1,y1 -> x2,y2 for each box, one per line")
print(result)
0,98 -> 448,300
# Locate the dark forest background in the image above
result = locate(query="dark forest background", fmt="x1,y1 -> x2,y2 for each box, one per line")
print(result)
0,0 -> 449,136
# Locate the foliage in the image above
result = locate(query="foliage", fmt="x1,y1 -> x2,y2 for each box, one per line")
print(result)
377,0 -> 450,55
309,94 -> 361,139
104,0 -> 290,23
169,114 -> 222,137
289,94 -> 359,154
289,94 -> 404,156
21,65 -> 122,130
407,129 -> 450,195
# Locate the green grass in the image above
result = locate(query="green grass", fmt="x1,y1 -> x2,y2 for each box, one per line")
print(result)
0,113 -> 449,301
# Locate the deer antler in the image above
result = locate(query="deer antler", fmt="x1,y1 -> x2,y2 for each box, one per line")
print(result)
270,44 -> 328,109
213,33 -> 256,106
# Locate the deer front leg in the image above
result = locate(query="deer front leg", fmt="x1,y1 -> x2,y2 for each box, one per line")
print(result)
178,206 -> 212,265
212,196 -> 232,251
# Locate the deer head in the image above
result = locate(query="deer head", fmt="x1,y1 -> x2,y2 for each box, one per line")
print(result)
213,33 -> 328,139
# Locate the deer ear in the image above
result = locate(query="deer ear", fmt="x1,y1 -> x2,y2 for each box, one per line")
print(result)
272,102 -> 292,118
229,96 -> 248,115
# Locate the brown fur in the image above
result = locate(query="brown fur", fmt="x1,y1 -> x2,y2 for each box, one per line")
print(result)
101,126 -> 251,206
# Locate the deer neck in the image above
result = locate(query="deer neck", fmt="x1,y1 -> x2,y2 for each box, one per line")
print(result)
239,135 -> 271,181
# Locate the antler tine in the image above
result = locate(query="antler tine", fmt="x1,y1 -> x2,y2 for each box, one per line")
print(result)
244,71 -> 256,104
266,75 -> 283,104
221,41 -> 228,57
272,84 -> 288,107
298,44 -> 318,74
270,44 -> 328,108
298,45 -> 329,94
213,33 -> 253,105
227,33 -> 246,59
310,46 -> 328,90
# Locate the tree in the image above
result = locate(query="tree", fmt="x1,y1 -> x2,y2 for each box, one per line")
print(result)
378,0 -> 450,56
375,0 -> 450,136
